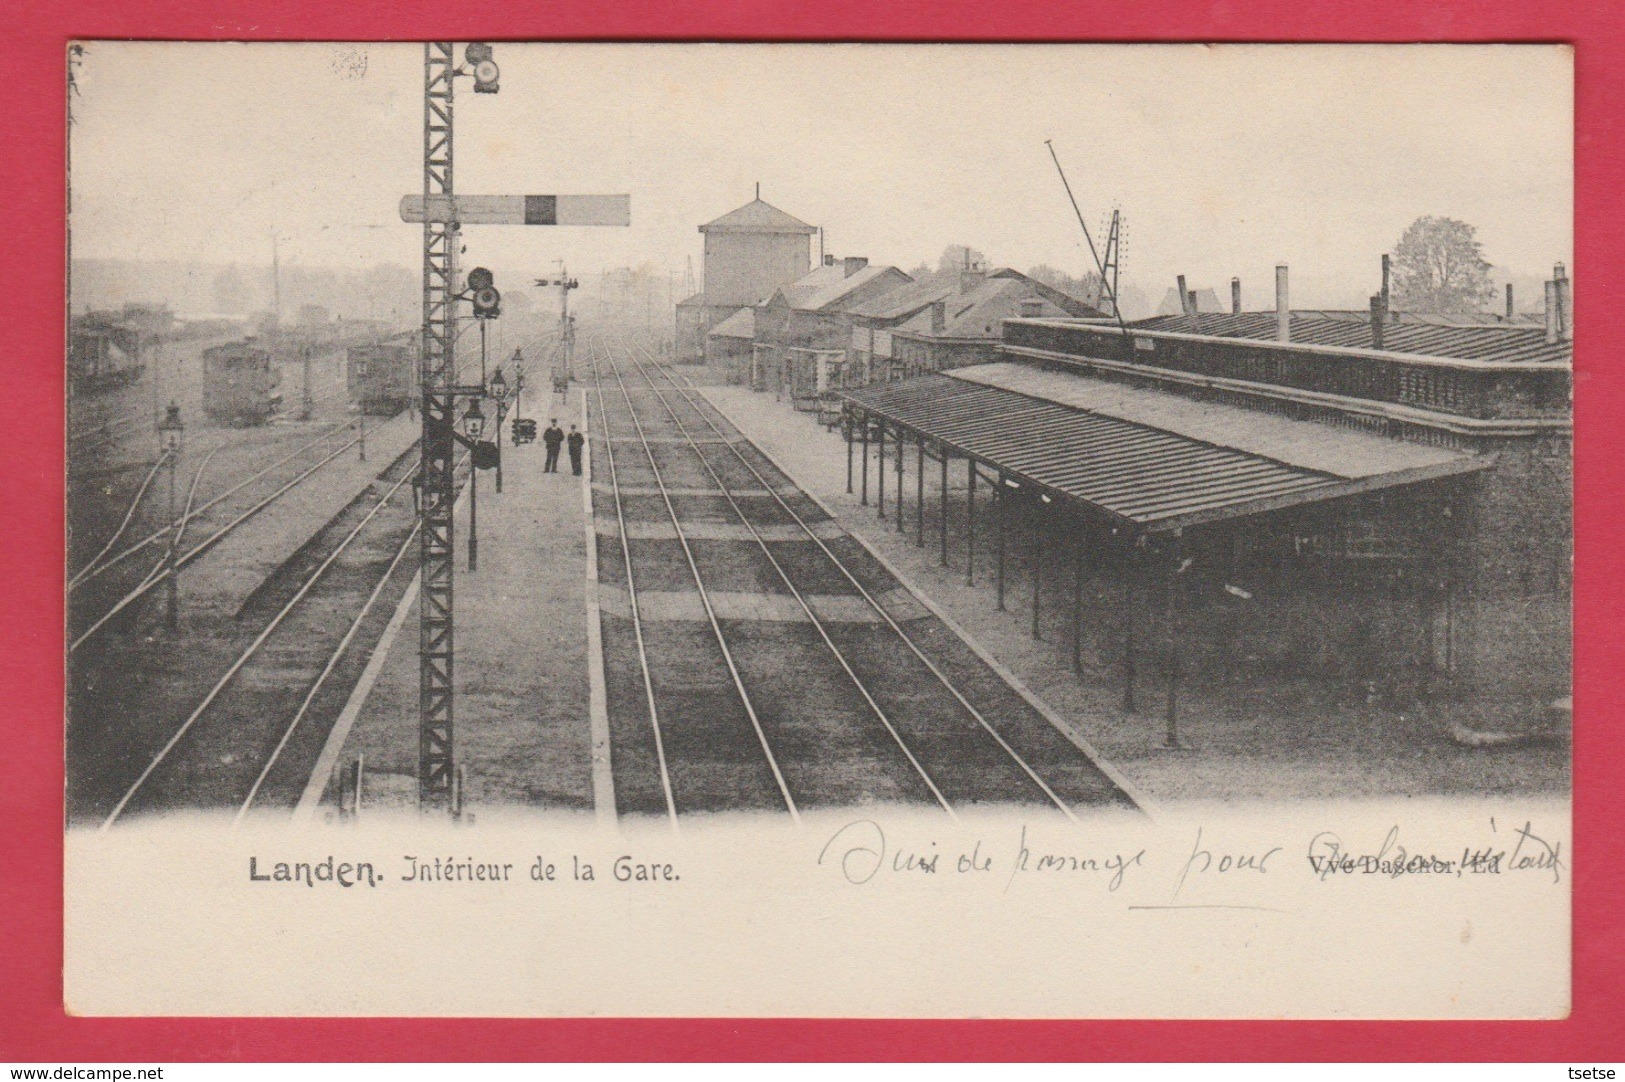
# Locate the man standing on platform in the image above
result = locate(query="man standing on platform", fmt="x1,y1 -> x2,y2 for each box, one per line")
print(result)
567,424 -> 586,476
542,418 -> 565,473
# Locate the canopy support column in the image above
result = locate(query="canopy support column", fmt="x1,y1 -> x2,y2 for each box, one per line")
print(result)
939,446 -> 950,567
1073,524 -> 1086,674
1124,541 -> 1139,714
916,435 -> 926,546
844,407 -> 853,495
965,460 -> 977,586
1031,498 -> 1043,640
895,424 -> 905,532
877,420 -> 886,519
860,412 -> 870,506
1163,532 -> 1186,749
996,473 -> 1007,612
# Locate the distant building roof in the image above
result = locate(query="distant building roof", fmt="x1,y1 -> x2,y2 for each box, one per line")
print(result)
892,274 -> 1105,341
1129,310 -> 1571,364
769,262 -> 911,314
699,198 -> 818,236
676,291 -> 711,309
1156,286 -> 1226,316
708,307 -> 756,339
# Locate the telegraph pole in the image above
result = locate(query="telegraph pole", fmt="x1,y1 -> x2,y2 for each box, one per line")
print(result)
405,44 -> 629,809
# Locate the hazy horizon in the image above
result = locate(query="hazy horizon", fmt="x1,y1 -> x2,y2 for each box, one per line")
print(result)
69,42 -> 1573,315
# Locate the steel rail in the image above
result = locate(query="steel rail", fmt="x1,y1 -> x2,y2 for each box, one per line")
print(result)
68,452 -> 169,590
584,338 -> 679,829
69,426 -> 385,654
615,338 -> 957,818
100,466 -> 420,830
70,417 -> 359,592
634,341 -> 1083,822
233,516 -> 423,825
593,336 -> 800,821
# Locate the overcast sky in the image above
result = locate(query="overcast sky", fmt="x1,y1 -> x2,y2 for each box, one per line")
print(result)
70,42 -> 1572,309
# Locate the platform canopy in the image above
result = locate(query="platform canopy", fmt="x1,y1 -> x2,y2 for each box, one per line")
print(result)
840,363 -> 1491,533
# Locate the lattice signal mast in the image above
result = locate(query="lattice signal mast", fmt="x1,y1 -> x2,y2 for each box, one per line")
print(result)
407,43 -> 630,808
1100,209 -> 1123,318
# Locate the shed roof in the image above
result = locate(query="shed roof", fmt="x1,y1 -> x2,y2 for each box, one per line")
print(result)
1130,311 -> 1570,364
708,307 -> 756,339
699,198 -> 818,235
771,262 -> 910,313
892,277 -> 1088,340
839,363 -> 1487,532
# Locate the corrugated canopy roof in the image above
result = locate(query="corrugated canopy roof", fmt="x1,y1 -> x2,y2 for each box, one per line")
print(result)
839,364 -> 1487,532
699,198 -> 818,235
1130,311 -> 1571,364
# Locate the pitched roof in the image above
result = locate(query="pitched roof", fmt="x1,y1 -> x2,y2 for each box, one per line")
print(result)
708,307 -> 755,339
892,276 -> 1098,340
1129,310 -> 1571,364
844,277 -> 960,321
699,198 -> 817,235
770,262 -> 911,313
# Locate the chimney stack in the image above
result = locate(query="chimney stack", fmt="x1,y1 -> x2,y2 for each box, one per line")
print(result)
1381,253 -> 1391,314
823,253 -> 835,267
929,300 -> 946,334
1506,282 -> 1515,320
1555,263 -> 1572,341
1369,295 -> 1385,350
843,256 -> 868,278
1231,277 -> 1242,315
1176,275 -> 1191,317
959,261 -> 987,295
1275,264 -> 1290,342
1544,279 -> 1560,344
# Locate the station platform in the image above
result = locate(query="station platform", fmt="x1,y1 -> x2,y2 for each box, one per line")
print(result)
320,394 -> 597,816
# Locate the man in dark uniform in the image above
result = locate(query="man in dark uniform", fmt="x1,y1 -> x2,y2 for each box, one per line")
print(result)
542,418 -> 565,473
566,424 -> 586,476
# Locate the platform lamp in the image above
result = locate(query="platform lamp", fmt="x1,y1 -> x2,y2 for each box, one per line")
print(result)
488,367 -> 508,493
156,402 -> 184,630
464,398 -> 486,572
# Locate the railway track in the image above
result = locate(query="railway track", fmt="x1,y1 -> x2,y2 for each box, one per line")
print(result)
68,415 -> 387,651
587,334 -> 1137,825
90,444 -> 446,827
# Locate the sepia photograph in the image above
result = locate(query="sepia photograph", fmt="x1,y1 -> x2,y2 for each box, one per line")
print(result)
60,41 -> 1572,1019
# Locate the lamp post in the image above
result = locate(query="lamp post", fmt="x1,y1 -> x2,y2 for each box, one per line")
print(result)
464,398 -> 485,571
156,402 -> 185,630
488,367 -> 508,493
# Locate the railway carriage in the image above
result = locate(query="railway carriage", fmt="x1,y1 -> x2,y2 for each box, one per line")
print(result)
202,340 -> 283,426
346,335 -> 417,416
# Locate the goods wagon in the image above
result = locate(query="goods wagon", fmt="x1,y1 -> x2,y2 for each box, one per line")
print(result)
203,340 -> 283,426
346,335 -> 417,416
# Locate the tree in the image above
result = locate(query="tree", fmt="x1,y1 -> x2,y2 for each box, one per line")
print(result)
936,245 -> 987,276
1027,263 -> 1105,308
1390,216 -> 1495,314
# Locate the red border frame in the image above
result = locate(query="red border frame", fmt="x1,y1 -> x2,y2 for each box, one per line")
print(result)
7,1 -> 1621,1061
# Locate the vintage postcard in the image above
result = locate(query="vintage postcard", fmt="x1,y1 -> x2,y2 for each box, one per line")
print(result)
63,42 -> 1571,1017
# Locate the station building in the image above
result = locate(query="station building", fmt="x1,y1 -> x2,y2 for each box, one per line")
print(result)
838,268 -> 1573,731
748,255 -> 911,408
675,196 -> 818,362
